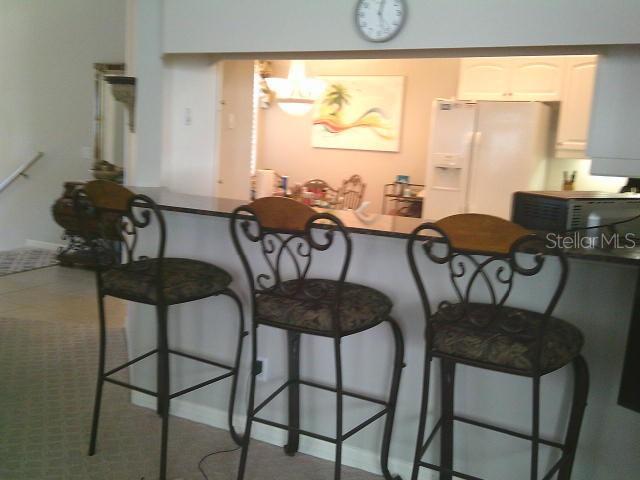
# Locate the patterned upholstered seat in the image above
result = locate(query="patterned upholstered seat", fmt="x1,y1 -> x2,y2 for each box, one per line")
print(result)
431,303 -> 584,373
256,279 -> 392,336
102,258 -> 232,305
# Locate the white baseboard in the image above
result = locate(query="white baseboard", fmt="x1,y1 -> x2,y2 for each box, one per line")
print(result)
131,393 -> 433,479
25,239 -> 64,251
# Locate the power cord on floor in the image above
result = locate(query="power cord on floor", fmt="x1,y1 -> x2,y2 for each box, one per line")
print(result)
198,357 -> 253,480
197,445 -> 241,480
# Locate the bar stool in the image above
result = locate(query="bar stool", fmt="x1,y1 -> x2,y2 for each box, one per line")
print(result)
73,180 -> 247,480
230,197 -> 405,480
406,214 -> 589,480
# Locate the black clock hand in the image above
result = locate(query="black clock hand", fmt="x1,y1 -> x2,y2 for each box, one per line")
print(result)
378,0 -> 386,17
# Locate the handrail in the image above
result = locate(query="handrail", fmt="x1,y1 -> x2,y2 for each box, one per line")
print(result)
0,152 -> 44,195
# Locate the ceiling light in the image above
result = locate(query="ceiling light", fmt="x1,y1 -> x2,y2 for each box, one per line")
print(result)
265,61 -> 325,116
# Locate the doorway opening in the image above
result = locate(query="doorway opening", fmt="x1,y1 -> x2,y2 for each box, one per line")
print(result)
215,54 -> 627,220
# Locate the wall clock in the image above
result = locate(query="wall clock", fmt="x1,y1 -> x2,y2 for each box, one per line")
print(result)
355,0 -> 407,43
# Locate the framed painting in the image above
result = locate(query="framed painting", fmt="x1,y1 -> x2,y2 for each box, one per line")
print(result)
312,75 -> 405,152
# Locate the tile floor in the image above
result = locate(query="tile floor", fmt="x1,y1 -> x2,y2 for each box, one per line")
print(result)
0,265 -> 380,480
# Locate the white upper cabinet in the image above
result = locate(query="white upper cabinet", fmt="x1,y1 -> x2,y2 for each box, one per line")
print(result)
556,56 -> 598,153
457,58 -> 512,101
458,56 -> 565,101
510,56 -> 565,101
458,55 -> 599,158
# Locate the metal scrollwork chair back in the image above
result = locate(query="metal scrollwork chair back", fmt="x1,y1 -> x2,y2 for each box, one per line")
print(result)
233,197 -> 404,480
73,180 -> 166,281
230,196 -> 352,336
407,213 -> 569,374
407,216 -> 589,480
74,180 -> 247,480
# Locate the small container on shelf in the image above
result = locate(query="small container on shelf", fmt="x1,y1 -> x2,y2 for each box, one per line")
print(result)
562,170 -> 577,191
394,174 -> 410,196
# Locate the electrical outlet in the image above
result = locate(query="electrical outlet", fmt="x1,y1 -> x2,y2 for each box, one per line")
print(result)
256,357 -> 268,382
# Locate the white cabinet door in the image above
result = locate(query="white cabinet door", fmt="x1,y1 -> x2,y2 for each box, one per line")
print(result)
556,55 -> 597,153
509,56 -> 565,101
457,58 -> 511,101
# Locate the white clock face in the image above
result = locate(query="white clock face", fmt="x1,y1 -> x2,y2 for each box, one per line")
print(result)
356,0 -> 406,42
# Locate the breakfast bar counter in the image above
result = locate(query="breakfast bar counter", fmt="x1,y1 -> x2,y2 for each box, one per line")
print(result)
124,187 -> 640,479
130,186 -> 640,266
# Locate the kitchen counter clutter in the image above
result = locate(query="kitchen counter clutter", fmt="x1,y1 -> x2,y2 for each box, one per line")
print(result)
130,186 -> 640,266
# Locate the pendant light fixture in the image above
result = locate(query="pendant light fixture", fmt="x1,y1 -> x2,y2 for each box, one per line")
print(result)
265,61 -> 325,116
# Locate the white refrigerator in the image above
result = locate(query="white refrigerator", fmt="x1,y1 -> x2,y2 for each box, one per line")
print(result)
423,99 -> 550,220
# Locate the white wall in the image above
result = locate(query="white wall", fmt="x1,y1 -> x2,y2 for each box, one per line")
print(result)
126,0 -> 164,187
163,55 -> 220,196
163,0 -> 640,54
589,46 -> 640,177
546,158 -> 628,192
0,0 -> 126,249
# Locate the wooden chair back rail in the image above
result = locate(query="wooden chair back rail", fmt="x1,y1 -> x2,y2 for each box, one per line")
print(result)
435,214 -> 532,255
247,196 -> 317,231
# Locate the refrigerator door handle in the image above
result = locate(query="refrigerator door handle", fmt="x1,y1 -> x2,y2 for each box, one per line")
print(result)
465,131 -> 482,213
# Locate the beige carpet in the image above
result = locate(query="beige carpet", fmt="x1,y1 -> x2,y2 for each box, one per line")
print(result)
0,266 -> 381,480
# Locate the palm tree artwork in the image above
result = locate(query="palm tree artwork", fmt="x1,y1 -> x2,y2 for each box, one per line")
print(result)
314,82 -> 395,140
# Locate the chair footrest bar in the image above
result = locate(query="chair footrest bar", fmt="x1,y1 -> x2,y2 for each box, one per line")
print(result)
103,377 -> 157,397
104,348 -> 158,377
252,416 -> 336,444
420,417 -> 443,458
252,380 -> 293,416
453,415 -> 564,449
298,379 -> 388,406
419,455 -> 567,480
169,371 -> 235,399
419,461 -> 484,480
542,456 -> 568,480
416,415 -> 570,480
168,348 -> 233,371
341,407 -> 389,441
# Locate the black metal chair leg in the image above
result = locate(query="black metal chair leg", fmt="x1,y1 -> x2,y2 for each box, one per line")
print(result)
223,289 -> 247,446
88,290 -> 107,456
334,337 -> 344,480
531,375 -> 541,480
284,331 -> 301,456
381,318 -> 404,480
157,304 -> 170,480
440,359 -> 456,480
156,330 -> 163,417
237,324 -> 258,480
557,355 -> 590,480
411,349 -> 433,480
